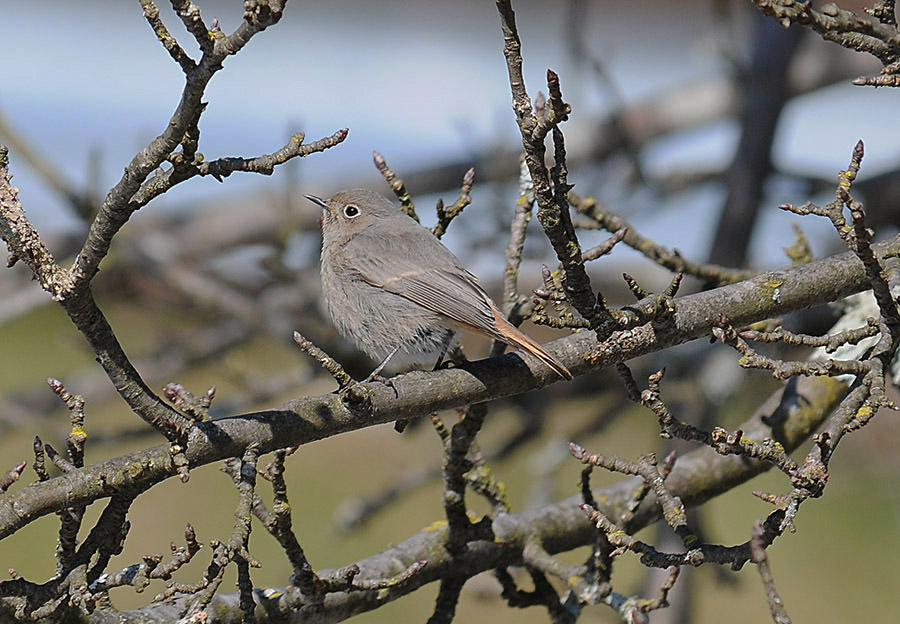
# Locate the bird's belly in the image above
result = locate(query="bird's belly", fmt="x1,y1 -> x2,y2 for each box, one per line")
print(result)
322,267 -> 453,361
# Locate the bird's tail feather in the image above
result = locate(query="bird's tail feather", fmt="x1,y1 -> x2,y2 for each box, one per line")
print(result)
493,313 -> 573,380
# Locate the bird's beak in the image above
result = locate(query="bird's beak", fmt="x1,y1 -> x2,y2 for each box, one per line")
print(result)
303,194 -> 330,211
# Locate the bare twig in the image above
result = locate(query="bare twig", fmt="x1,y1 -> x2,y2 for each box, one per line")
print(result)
495,0 -> 615,331
570,192 -> 753,286
293,331 -> 354,391
373,151 -> 417,221
0,462 -> 26,493
431,168 -> 475,239
750,520 -> 792,624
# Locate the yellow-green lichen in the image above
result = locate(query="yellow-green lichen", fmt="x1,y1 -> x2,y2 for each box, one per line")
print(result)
759,278 -> 784,300
465,510 -> 484,523
423,520 -> 447,532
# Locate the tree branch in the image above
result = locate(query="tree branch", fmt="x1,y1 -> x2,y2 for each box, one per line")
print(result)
1,235 -> 894,540
70,371 -> 842,623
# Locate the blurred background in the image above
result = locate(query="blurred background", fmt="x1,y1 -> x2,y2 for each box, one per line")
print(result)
1,0 -> 899,622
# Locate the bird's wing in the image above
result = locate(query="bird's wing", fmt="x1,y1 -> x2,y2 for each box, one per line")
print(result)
342,229 -> 574,379
352,255 -> 498,338
381,266 -> 500,335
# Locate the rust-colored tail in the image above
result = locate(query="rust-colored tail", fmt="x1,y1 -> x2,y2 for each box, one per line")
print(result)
492,311 -> 573,380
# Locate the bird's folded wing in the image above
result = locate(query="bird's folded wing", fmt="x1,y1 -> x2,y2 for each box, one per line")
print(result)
361,259 -> 499,335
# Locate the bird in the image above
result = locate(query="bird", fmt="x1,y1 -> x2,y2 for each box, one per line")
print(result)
306,188 -> 572,381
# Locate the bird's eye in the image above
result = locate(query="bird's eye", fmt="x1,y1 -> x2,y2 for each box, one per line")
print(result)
343,204 -> 360,218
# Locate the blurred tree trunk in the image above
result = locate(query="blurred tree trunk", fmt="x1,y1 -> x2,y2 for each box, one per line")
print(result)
708,15 -> 803,268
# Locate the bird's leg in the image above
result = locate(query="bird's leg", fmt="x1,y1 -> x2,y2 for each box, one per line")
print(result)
432,337 -> 451,370
433,331 -> 467,370
364,344 -> 402,383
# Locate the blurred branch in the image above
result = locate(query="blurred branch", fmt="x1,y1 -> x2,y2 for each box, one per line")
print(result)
0,109 -> 95,220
